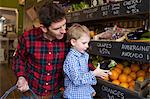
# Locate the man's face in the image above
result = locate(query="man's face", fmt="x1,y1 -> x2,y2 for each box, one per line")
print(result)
47,18 -> 67,40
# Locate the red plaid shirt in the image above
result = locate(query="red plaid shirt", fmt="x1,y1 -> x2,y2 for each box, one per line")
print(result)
12,27 -> 69,96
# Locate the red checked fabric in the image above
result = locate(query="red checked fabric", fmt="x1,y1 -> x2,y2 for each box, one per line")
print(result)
12,27 -> 69,96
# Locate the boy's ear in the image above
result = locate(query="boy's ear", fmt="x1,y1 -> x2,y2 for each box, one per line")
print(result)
70,39 -> 76,46
40,24 -> 48,33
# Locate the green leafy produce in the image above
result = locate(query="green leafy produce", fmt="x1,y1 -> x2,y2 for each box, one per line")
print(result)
140,38 -> 150,40
141,31 -> 150,38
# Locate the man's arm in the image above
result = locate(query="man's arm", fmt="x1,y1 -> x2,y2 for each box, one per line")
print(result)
12,33 -> 28,78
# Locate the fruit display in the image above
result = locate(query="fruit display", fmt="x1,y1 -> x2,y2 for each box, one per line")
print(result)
93,25 -> 132,41
107,63 -> 149,91
91,56 -> 150,92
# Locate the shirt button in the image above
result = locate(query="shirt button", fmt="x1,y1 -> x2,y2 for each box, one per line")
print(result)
48,63 -> 50,65
49,52 -> 51,54
45,90 -> 47,92
46,83 -> 48,85
47,73 -> 50,75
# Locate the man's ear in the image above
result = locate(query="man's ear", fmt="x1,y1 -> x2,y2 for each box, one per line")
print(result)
70,39 -> 76,46
40,24 -> 48,33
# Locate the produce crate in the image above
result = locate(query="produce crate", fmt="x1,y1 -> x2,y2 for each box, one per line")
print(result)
135,79 -> 150,98
93,78 -> 143,99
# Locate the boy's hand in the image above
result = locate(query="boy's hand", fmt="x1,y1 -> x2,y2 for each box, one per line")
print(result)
92,92 -> 96,96
93,65 -> 111,78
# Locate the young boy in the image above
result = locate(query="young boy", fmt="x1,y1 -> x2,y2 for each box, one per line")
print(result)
63,24 -> 111,99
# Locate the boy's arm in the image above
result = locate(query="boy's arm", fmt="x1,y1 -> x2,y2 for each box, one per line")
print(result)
88,63 -> 95,71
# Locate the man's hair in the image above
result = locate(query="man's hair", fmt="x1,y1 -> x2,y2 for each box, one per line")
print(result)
38,2 -> 65,27
67,23 -> 90,42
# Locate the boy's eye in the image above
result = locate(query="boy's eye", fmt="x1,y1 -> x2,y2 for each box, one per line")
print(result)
82,42 -> 87,44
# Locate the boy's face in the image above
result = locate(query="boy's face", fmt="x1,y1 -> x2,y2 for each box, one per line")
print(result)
47,18 -> 67,40
71,33 -> 90,53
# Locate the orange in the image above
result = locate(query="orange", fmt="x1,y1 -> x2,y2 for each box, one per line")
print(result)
127,75 -> 133,83
110,70 -> 119,80
103,76 -> 109,81
120,82 -> 129,88
114,67 -> 122,74
136,76 -> 144,82
129,80 -> 135,87
112,80 -> 120,85
118,73 -> 128,83
131,64 -> 140,72
123,67 -> 131,74
136,70 -> 145,77
116,63 -> 124,70
129,72 -> 136,80
129,85 -> 134,91
90,31 -> 95,38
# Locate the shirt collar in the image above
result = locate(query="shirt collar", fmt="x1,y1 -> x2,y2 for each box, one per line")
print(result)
70,48 -> 86,57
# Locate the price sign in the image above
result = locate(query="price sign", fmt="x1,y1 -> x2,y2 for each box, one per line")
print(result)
66,0 -> 149,23
123,0 -> 142,14
93,78 -> 143,99
89,41 -> 150,63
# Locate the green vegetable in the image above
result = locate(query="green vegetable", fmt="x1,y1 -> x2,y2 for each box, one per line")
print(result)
141,32 -> 150,38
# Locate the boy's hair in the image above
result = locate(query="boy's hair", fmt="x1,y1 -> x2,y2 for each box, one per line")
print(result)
67,23 -> 90,42
38,2 -> 65,27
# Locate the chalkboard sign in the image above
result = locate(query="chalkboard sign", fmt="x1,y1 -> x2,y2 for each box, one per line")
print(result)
66,0 -> 149,23
89,41 -> 150,63
93,78 -> 143,99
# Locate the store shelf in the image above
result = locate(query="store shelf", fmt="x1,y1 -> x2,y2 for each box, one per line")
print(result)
65,0 -> 149,98
0,61 -> 8,64
66,0 -> 149,23
89,41 -> 150,63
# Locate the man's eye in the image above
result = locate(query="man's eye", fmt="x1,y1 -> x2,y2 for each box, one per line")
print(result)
53,27 -> 61,30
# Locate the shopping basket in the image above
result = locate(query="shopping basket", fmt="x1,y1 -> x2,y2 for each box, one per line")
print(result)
0,85 -> 38,99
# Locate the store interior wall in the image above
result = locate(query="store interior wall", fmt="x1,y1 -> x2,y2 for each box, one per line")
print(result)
0,0 -> 24,35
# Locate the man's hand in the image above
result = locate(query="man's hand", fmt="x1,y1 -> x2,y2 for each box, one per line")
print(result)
16,76 -> 29,92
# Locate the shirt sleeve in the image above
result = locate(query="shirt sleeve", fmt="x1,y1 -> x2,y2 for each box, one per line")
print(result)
12,34 -> 28,78
63,56 -> 97,86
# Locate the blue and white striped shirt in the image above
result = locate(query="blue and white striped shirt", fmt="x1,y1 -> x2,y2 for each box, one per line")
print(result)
63,48 -> 97,99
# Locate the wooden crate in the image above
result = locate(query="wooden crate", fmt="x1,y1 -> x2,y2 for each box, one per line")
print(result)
93,78 -> 143,99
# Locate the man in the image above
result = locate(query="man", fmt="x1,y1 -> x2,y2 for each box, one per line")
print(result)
12,2 -> 69,98
12,2 -> 111,99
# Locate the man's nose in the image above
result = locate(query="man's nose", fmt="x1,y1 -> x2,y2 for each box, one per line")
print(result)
60,26 -> 66,33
